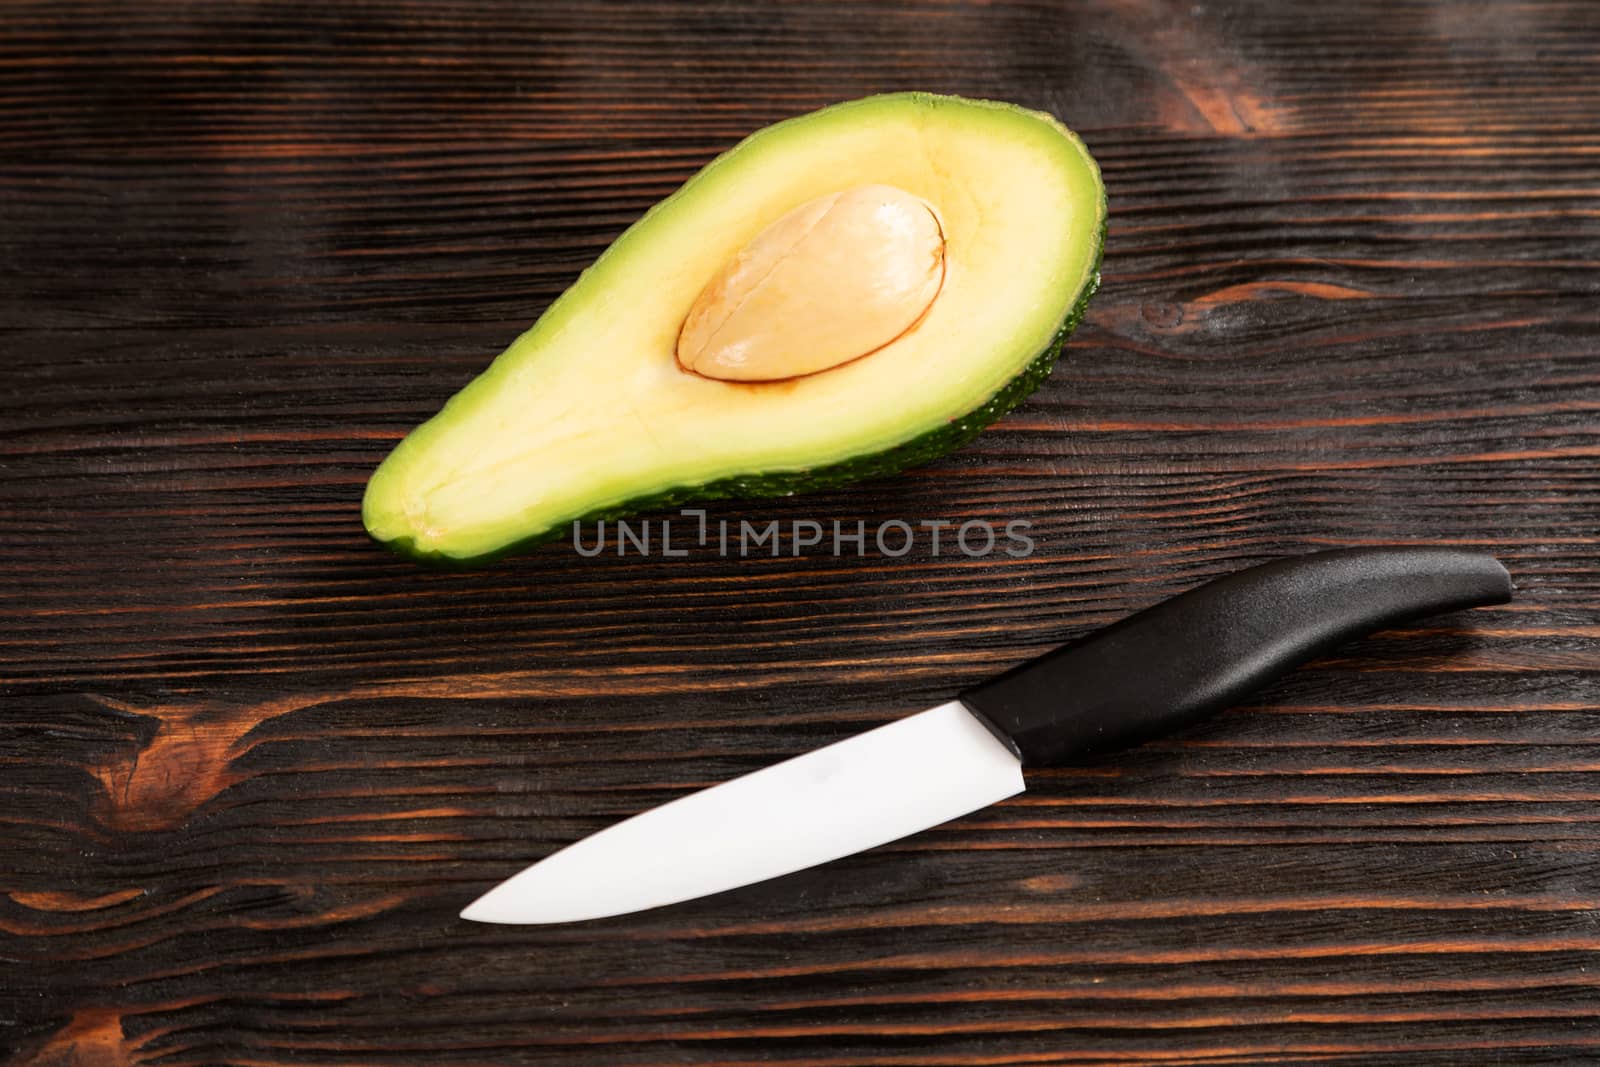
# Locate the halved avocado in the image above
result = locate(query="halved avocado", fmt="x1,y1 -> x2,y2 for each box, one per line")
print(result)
364,93 -> 1105,564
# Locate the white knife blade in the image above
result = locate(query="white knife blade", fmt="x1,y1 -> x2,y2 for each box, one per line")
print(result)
460,699 -> 1023,924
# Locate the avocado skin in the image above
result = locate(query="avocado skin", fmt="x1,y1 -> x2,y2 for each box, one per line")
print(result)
377,223 -> 1104,568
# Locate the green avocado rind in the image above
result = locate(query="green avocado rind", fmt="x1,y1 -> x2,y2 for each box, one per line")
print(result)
367,94 -> 1107,567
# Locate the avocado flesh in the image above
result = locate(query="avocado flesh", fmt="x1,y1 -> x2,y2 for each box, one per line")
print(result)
363,93 -> 1106,564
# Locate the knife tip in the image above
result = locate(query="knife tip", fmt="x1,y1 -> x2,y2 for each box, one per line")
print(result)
461,885 -> 631,925
459,893 -> 515,924
459,885 -> 572,924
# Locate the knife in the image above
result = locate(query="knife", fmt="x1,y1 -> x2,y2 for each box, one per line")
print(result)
462,547 -> 1512,924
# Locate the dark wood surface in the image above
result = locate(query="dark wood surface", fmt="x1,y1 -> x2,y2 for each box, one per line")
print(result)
4,1 -> 1599,1063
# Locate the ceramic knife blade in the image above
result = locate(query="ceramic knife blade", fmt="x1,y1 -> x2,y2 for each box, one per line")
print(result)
460,700 -> 1022,924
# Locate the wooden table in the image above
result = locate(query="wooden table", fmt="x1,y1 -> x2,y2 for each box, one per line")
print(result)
5,2 -> 1598,1063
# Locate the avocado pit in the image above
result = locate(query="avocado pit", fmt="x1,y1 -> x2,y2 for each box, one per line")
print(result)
676,184 -> 946,382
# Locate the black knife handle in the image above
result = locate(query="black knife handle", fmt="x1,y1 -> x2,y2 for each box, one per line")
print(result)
959,547 -> 1512,767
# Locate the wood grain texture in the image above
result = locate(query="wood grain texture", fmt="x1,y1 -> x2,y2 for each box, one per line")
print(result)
2,0 -> 1598,1063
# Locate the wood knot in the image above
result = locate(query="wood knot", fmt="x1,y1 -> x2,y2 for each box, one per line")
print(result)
18,1007 -> 131,1067
87,694 -> 318,832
